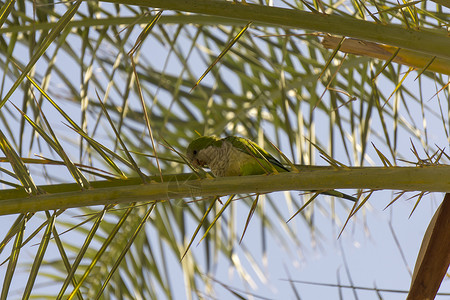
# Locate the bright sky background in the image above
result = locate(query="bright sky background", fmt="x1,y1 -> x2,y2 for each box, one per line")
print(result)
0,1 -> 449,299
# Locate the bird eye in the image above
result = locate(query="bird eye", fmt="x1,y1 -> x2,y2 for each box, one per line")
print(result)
193,150 -> 197,155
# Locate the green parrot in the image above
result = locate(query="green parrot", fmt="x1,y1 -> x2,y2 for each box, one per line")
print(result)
186,136 -> 356,201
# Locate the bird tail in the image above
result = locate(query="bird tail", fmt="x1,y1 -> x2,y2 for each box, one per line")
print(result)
320,190 -> 357,202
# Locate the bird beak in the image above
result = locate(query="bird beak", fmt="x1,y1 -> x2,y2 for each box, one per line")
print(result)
193,159 -> 206,168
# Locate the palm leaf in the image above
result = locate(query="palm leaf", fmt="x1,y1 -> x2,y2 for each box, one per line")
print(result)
0,0 -> 449,299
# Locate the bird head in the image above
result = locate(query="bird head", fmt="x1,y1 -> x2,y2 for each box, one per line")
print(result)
186,136 -> 220,168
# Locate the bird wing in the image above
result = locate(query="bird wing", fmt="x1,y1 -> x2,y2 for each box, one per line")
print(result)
223,136 -> 288,172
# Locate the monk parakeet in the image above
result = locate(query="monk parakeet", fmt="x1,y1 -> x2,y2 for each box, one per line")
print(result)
186,136 -> 356,201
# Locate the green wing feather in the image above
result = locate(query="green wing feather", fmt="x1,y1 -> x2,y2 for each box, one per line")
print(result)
223,136 -> 288,172
223,136 -> 356,201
